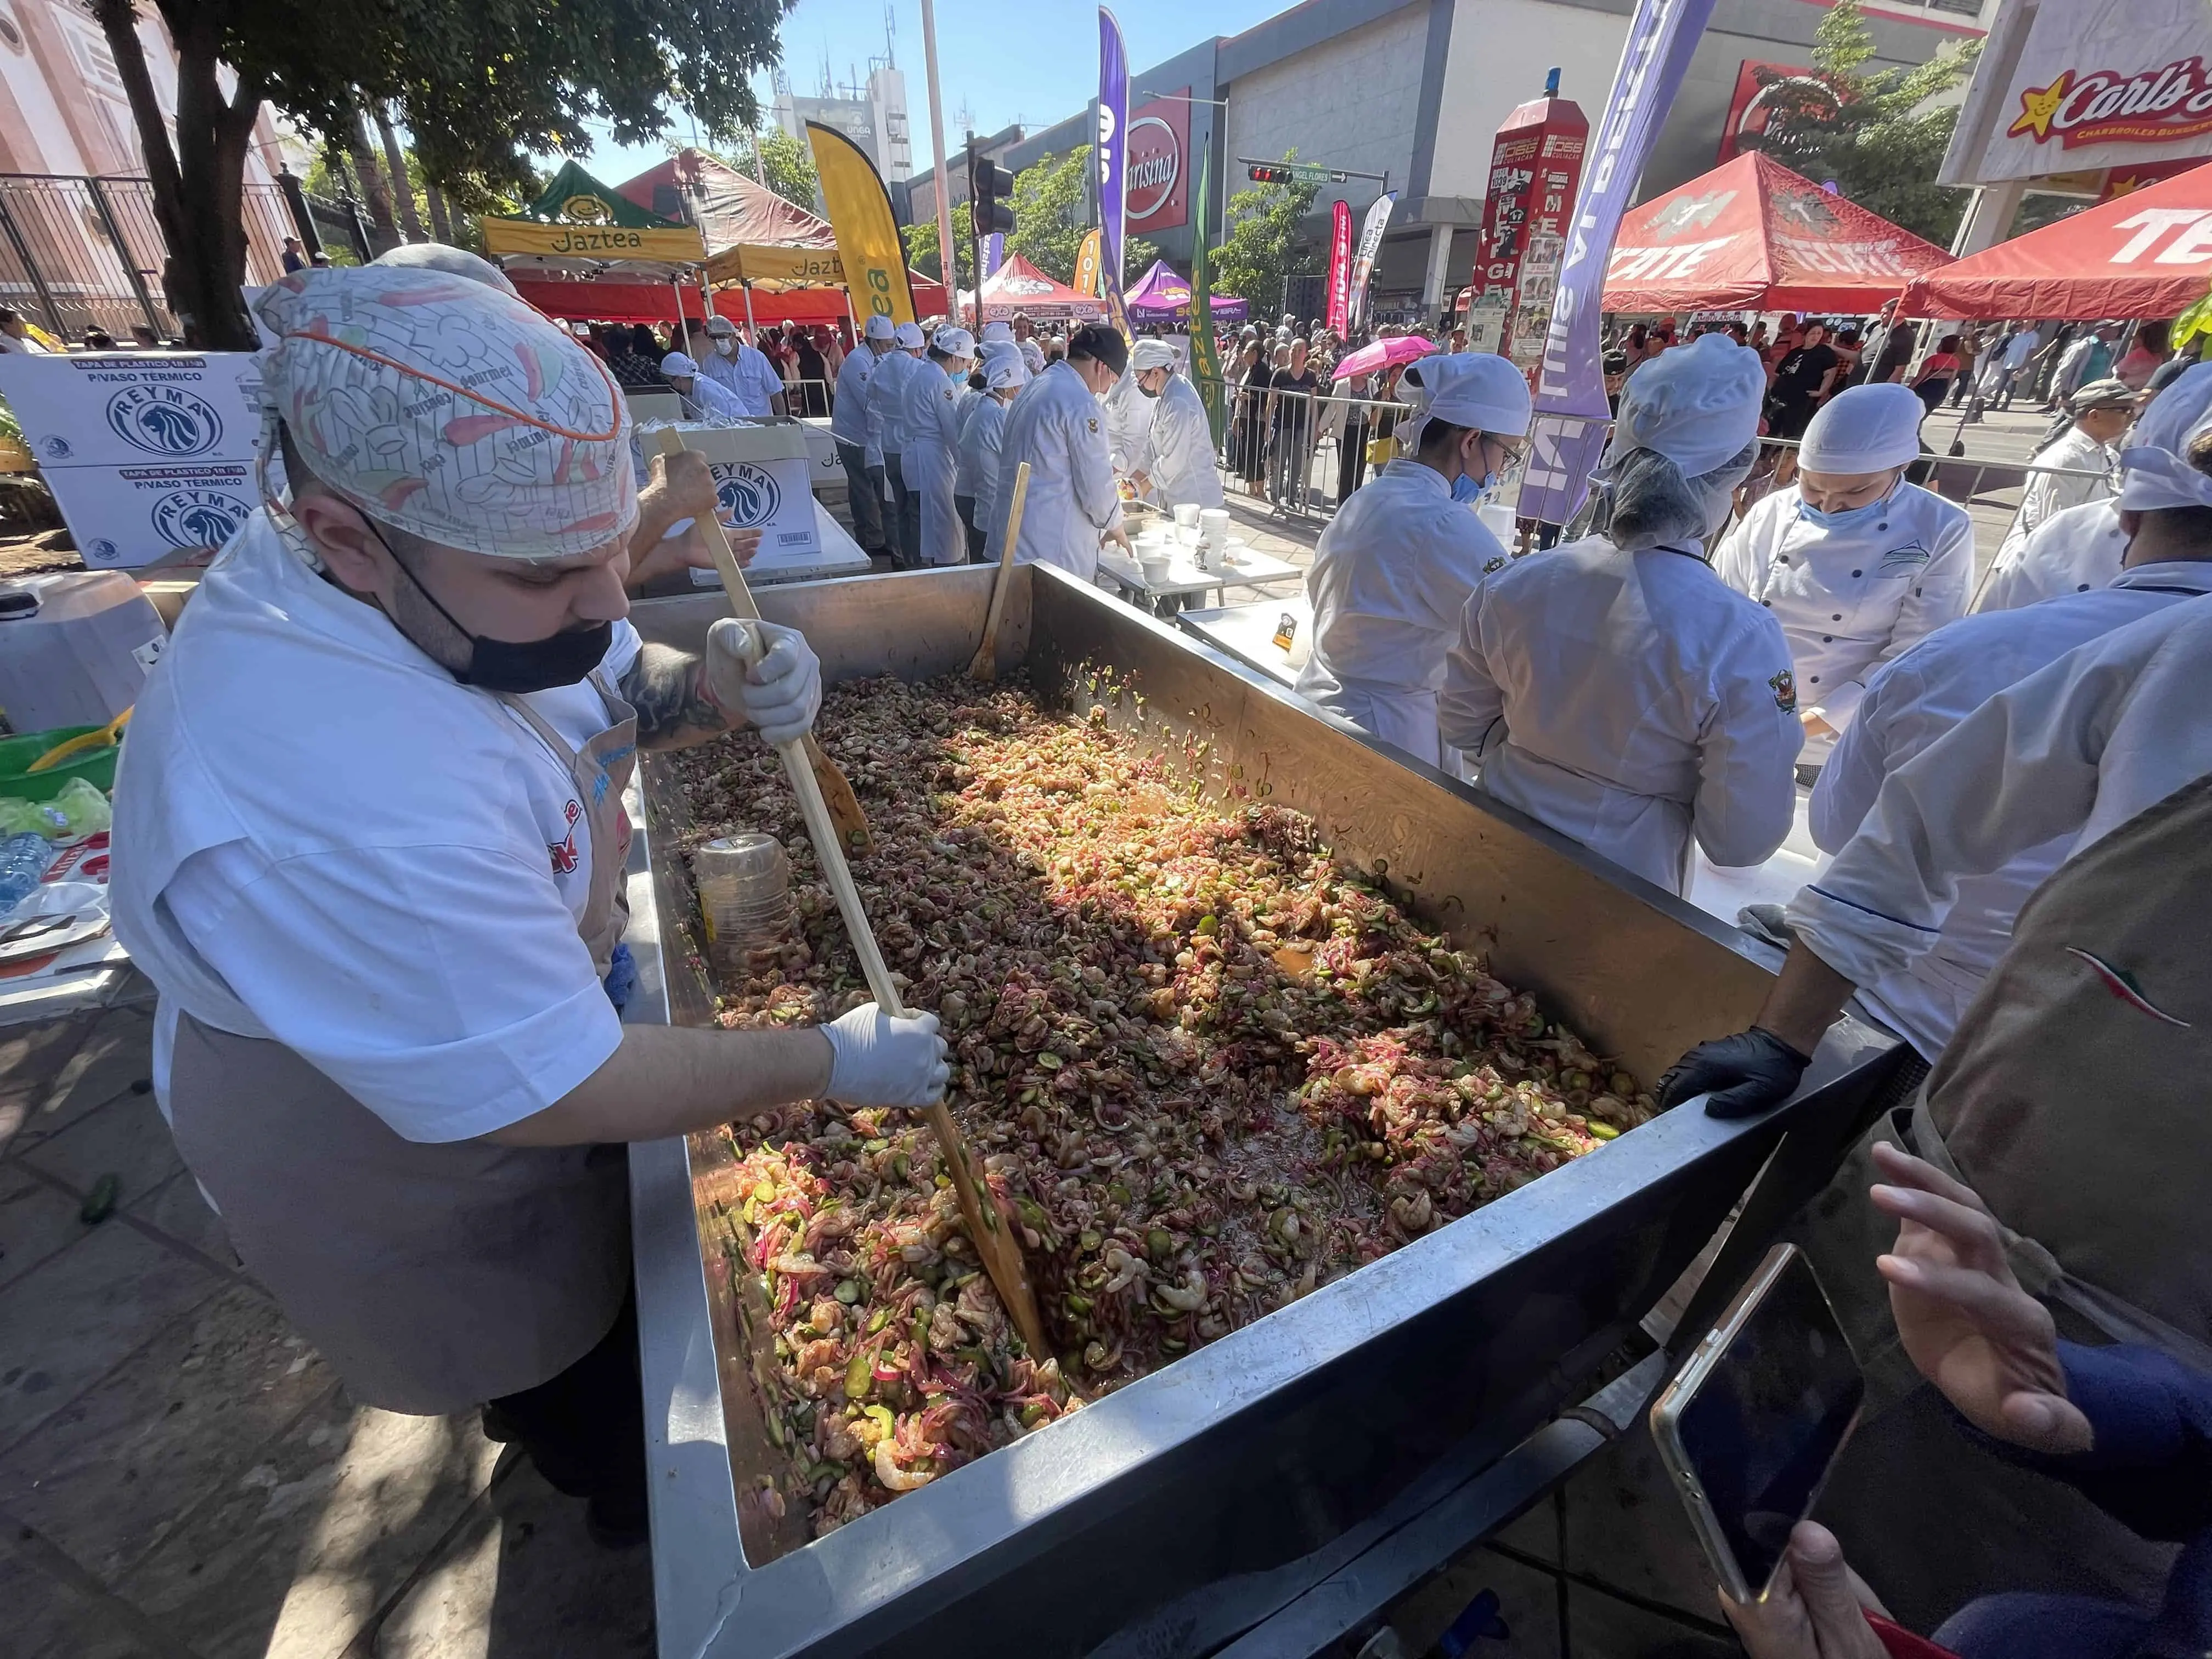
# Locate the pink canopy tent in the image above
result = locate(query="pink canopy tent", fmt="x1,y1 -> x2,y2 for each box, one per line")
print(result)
1125,258 -> 1248,324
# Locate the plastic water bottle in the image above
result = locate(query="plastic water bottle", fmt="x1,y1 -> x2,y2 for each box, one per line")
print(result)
0,830 -> 52,910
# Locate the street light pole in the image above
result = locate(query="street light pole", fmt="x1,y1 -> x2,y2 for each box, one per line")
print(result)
919,0 -> 960,323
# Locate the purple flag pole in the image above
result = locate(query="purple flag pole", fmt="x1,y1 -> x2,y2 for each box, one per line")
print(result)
1098,8 -> 1132,337
1517,0 -> 1718,527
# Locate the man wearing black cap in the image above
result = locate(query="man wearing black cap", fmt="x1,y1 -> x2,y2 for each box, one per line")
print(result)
983,323 -> 1133,579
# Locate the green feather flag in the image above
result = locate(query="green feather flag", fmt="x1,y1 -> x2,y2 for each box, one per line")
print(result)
1189,148 -> 1224,445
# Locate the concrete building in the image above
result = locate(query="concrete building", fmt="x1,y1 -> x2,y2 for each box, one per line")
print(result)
994,0 -> 1985,325
773,64 -> 913,183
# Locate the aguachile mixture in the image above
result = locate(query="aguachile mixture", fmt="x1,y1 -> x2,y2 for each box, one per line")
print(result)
673,672 -> 1656,1538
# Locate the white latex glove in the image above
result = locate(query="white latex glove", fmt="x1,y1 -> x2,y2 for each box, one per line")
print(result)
820,1005 -> 949,1108
705,618 -> 821,746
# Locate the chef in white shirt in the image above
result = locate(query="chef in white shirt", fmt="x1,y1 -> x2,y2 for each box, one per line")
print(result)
1990,377 -> 2134,570
1127,337 -> 1225,514
830,312 -> 894,558
984,323 -> 1131,579
1295,353 -> 1530,771
870,321 -> 927,566
109,268 -> 948,1545
1714,383 -> 1973,769
899,324 -> 977,567
957,342 -> 1027,561
1440,332 -> 1802,896
1103,361 -> 1158,482
659,351 -> 746,421
1800,365 -> 2212,1064
698,315 -> 787,417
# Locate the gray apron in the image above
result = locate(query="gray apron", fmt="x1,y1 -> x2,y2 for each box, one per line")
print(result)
167,671 -> 640,1415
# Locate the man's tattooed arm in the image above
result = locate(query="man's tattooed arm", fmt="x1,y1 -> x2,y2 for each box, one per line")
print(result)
620,641 -> 735,751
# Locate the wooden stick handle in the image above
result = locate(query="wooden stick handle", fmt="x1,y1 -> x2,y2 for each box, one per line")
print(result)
968,462 -> 1029,679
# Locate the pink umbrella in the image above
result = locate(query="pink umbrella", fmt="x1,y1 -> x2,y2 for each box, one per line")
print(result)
1332,335 -> 1434,382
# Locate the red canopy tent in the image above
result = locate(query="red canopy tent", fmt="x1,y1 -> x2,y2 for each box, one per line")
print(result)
960,255 -> 1108,323
1602,151 -> 1952,315
1901,162 -> 2212,320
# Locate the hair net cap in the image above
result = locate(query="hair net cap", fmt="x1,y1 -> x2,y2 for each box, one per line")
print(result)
1799,383 -> 1925,475
895,321 -> 927,349
932,325 -> 975,358
2118,360 -> 2212,512
255,266 -> 635,561
2068,376 -> 2140,414
981,342 -> 1029,391
368,242 -> 517,297
864,313 -> 896,341
1398,353 -> 1533,437
704,315 -> 737,336
1130,337 -> 1180,372
661,351 -> 698,376
1614,332 -> 1765,475
980,320 -> 1013,343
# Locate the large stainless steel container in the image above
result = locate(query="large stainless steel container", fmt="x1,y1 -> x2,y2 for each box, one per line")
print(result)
625,564 -> 1901,1659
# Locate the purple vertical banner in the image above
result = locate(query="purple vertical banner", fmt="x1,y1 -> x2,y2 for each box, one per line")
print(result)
1517,0 -> 1719,526
983,232 -> 1005,279
1098,7 -> 1132,338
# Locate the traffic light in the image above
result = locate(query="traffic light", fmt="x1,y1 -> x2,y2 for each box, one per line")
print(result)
971,155 -> 1014,236
1247,163 -> 1295,184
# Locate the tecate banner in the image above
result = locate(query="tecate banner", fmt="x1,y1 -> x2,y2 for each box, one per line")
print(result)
1349,193 -> 1396,332
1326,199 -> 1353,336
1520,0 -> 1719,526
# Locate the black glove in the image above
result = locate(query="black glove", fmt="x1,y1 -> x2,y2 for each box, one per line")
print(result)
1656,1027 -> 1811,1119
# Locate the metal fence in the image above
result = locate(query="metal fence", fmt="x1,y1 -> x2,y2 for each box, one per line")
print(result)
0,173 -> 297,342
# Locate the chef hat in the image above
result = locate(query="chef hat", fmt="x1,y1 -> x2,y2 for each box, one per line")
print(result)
982,342 -> 1029,390
1130,337 -> 1180,373
1798,383 -> 1925,475
1612,332 -> 1765,476
369,241 -> 518,297
864,313 -> 896,341
895,321 -> 927,349
932,325 -> 975,358
254,266 -> 635,561
980,320 -> 1014,343
661,351 -> 699,377
1398,353 -> 1533,438
2118,361 -> 2212,512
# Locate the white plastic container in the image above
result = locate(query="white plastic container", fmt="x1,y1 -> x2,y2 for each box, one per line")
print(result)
0,572 -> 167,731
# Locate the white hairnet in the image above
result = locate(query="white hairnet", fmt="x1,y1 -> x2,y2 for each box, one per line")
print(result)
1130,337 -> 1180,373
254,266 -> 635,561
704,315 -> 737,337
1614,332 -> 1765,475
864,313 -> 896,341
1400,353 -> 1533,438
2118,361 -> 2212,512
1799,383 -> 1925,474
661,351 -> 698,377
932,325 -> 975,358
980,320 -> 1014,343
369,242 -> 518,296
981,342 -> 1029,390
895,321 -> 927,349
1591,438 -> 1758,553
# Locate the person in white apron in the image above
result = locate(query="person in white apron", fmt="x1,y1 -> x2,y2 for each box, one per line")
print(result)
985,324 -> 1132,579
872,321 -> 928,566
957,343 -> 1028,561
1441,334 -> 1802,895
110,268 -> 950,1548
899,323 -> 977,566
1295,353 -> 1531,774
1127,336 -> 1226,514
1714,383 -> 1974,770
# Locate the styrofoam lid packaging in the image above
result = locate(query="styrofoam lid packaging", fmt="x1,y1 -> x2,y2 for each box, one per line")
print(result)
635,422 -> 821,563
0,571 -> 167,730
0,351 -> 265,470
43,463 -> 257,569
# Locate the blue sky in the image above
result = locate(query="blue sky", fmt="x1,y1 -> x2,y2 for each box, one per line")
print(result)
574,0 -> 1280,185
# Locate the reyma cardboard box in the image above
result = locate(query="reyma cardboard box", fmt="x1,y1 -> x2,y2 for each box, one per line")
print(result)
44,462 -> 258,569
0,351 -> 265,469
642,422 -> 820,558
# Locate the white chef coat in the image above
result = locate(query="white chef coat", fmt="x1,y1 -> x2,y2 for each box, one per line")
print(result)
958,396 -> 1009,531
674,373 -> 745,421
1995,426 -> 2116,569
831,345 -> 884,466
868,348 -> 918,458
1808,562 -> 2212,1059
699,341 -> 785,416
109,512 -> 632,1138
1976,499 -> 2128,614
900,359 -> 968,565
1789,592 -> 2212,1006
984,361 -> 1122,579
1295,460 -> 1504,769
1104,369 -> 1158,473
1440,537 -> 1804,896
1714,481 -> 1973,749
1136,375 -> 1225,512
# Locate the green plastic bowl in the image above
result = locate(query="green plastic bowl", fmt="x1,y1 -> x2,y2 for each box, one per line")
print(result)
0,726 -> 120,800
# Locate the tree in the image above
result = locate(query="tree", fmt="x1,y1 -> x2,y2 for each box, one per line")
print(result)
1210,151 -> 1319,319
89,0 -> 787,351
901,218 -> 974,291
717,129 -> 820,212
1735,0 -> 1980,246
1007,146 -> 1090,285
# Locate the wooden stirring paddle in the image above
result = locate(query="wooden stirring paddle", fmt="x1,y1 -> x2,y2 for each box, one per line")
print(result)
966,461 -> 1031,682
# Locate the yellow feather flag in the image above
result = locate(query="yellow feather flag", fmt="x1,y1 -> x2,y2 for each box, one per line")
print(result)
1073,229 -> 1103,299
806,121 -> 916,329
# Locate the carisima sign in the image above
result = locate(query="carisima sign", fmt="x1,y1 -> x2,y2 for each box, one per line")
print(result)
1125,91 -> 1192,232
2008,54 -> 2212,150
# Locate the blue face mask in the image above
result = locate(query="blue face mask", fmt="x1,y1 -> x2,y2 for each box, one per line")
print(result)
1796,483 -> 1896,533
1452,471 -> 1489,504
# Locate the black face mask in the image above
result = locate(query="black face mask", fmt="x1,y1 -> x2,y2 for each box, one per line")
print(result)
1138,379 -> 1162,399
375,523 -> 612,693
